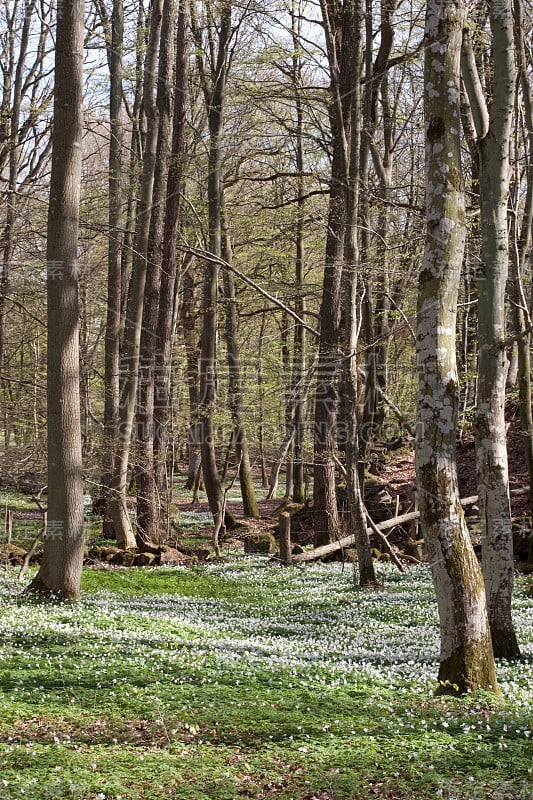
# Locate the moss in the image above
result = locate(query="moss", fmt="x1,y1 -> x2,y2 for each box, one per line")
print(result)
436,631 -> 500,696
243,532 -> 277,555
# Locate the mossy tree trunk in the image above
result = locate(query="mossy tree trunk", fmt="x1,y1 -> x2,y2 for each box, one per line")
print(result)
416,0 -> 499,695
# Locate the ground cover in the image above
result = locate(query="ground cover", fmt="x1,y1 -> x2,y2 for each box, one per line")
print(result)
0,561 -> 532,800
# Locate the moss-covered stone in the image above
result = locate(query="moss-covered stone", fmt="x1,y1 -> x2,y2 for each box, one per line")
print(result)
134,552 -> 157,567
113,550 -> 138,567
244,532 -> 277,554
88,546 -> 121,563
0,542 -> 29,566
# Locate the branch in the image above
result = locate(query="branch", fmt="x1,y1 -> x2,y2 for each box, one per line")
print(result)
460,27 -> 489,139
182,246 -> 320,338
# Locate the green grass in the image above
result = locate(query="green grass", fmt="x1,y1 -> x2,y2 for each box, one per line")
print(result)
0,561 -> 532,800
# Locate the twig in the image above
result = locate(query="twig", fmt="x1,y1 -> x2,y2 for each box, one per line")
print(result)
364,508 -> 405,573
18,488 -> 47,582
213,455 -> 242,558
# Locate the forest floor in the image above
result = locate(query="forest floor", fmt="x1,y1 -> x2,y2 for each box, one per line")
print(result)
1,561 -> 532,800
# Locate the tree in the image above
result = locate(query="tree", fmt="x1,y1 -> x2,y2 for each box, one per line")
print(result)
152,0 -> 191,513
136,0 -> 176,548
340,0 -> 376,586
29,0 -> 86,600
191,0 -> 241,532
108,0 -> 165,550
95,0 -> 124,538
461,0 -> 520,658
416,0 -> 498,694
313,0 -> 357,547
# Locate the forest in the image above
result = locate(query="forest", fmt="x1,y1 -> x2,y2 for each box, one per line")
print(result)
0,0 -> 533,797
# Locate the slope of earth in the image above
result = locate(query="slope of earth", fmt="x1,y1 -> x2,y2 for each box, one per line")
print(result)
373,400 -> 531,518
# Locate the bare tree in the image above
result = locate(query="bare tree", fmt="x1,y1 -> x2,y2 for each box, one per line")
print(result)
108,0 -> 165,550
29,0 -> 86,599
461,0 -> 520,658
416,0 -> 498,694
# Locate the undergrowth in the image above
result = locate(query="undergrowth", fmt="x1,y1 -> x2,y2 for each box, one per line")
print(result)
0,561 -> 531,800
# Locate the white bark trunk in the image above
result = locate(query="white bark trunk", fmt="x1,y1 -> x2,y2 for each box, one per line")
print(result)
416,0 -> 498,694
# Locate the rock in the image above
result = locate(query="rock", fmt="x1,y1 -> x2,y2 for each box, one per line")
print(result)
244,531 -> 277,554
180,547 -> 210,562
134,552 -> 157,567
158,546 -> 189,566
88,546 -> 121,563
112,550 -> 138,566
0,543 -> 27,565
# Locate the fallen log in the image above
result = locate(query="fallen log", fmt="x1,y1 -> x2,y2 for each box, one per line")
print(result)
291,487 -> 529,564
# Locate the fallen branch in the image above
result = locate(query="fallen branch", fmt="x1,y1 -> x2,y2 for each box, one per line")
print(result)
291,487 -> 529,564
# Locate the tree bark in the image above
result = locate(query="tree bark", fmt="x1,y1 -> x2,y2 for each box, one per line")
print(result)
108,0 -> 165,550
153,0 -> 191,506
192,0 -> 236,530
221,215 -> 259,517
313,0 -> 355,547
417,0 -> 498,694
29,0 -> 85,600
136,0 -> 176,548
99,0 -> 124,538
342,0 -> 376,586
462,0 -> 520,659
512,0 -> 533,527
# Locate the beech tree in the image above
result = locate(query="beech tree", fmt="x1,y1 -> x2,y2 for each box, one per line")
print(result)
108,0 -> 164,550
29,0 -> 86,599
416,0 -> 498,695
313,0 -> 357,548
461,0 -> 520,658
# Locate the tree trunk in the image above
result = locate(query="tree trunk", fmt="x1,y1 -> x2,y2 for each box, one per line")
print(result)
0,1 -> 38,448
512,0 -> 533,517
257,311 -> 269,488
100,0 -> 124,538
29,0 -> 85,600
417,0 -> 498,694
153,0 -> 191,503
136,0 -> 176,548
313,0 -> 355,547
342,0 -> 376,587
193,0 -> 236,530
290,0 -> 307,506
221,218 -> 259,517
463,1 -> 521,659
108,0 -> 165,550
181,265 -> 202,491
